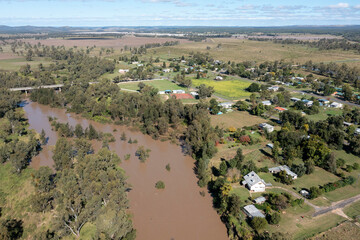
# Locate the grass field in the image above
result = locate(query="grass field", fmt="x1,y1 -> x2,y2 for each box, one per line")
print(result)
0,57 -> 53,71
210,111 -> 265,129
312,221 -> 360,240
192,78 -> 251,99
306,108 -> 343,122
118,79 -> 187,91
0,163 -> 53,239
148,38 -> 360,67
343,201 -> 360,219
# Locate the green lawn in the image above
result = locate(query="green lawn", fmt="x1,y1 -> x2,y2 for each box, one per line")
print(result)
229,186 -> 250,202
118,79 -> 187,91
343,200 -> 360,219
191,78 -> 252,99
306,108 -> 342,122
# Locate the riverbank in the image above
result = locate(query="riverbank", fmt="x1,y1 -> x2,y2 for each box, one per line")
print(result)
23,100 -> 227,240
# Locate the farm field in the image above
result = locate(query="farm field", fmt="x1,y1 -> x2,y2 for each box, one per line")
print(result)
22,36 -> 190,48
148,38 -> 360,67
210,111 -> 265,129
192,78 -> 251,99
118,79 -> 187,91
0,57 -> 53,71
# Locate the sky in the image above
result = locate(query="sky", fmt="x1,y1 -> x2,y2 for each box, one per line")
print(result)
0,0 -> 360,27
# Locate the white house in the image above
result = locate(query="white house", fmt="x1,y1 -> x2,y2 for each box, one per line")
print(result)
268,86 -> 279,92
118,69 -> 129,74
259,123 -> 274,133
219,102 -> 233,109
305,101 -> 313,107
318,99 -> 330,105
158,91 -> 166,95
163,68 -> 172,73
355,128 -> 360,135
242,171 -> 266,192
269,165 -> 298,179
262,100 -> 272,106
291,97 -> 301,102
243,205 -> 265,218
190,91 -> 199,97
215,76 -> 223,81
172,90 -> 186,94
132,61 -> 139,65
330,102 -> 343,108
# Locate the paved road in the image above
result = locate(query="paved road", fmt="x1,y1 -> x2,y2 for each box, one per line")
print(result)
313,194 -> 360,217
269,186 -> 360,218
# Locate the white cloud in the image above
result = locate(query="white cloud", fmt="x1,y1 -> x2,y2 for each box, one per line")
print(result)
237,4 -> 254,10
327,3 -> 349,9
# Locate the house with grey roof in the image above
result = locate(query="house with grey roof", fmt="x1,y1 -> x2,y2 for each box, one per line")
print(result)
269,165 -> 298,179
254,196 -> 266,204
243,205 -> 265,218
242,171 -> 266,192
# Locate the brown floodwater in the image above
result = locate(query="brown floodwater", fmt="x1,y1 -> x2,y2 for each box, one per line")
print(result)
23,101 -> 228,240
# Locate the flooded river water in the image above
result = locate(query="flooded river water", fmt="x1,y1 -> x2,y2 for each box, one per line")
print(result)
23,101 -> 227,240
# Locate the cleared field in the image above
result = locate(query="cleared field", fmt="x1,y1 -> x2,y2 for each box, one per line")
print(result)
306,108 -> 343,122
312,221 -> 360,240
210,111 -> 264,129
149,38 -> 360,67
22,36 -> 190,48
0,57 -> 53,71
118,79 -> 187,91
192,78 -> 251,99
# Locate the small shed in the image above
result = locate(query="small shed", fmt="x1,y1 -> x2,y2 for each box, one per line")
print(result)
262,100 -> 272,106
300,190 -> 309,198
254,196 -> 266,204
243,205 -> 265,218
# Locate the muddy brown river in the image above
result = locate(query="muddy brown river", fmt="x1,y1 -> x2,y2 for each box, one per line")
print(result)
23,101 -> 227,240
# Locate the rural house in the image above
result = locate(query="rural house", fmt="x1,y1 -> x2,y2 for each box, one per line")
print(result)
330,102 -> 343,108
242,171 -> 266,192
118,69 -> 129,74
259,123 -> 274,133
172,90 -> 186,94
262,100 -> 272,106
219,102 -> 233,109
243,205 -> 265,218
269,165 -> 298,179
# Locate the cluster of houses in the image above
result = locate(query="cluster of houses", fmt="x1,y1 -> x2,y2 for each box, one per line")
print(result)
290,97 -> 343,108
241,166 -> 299,219
242,165 -> 297,193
